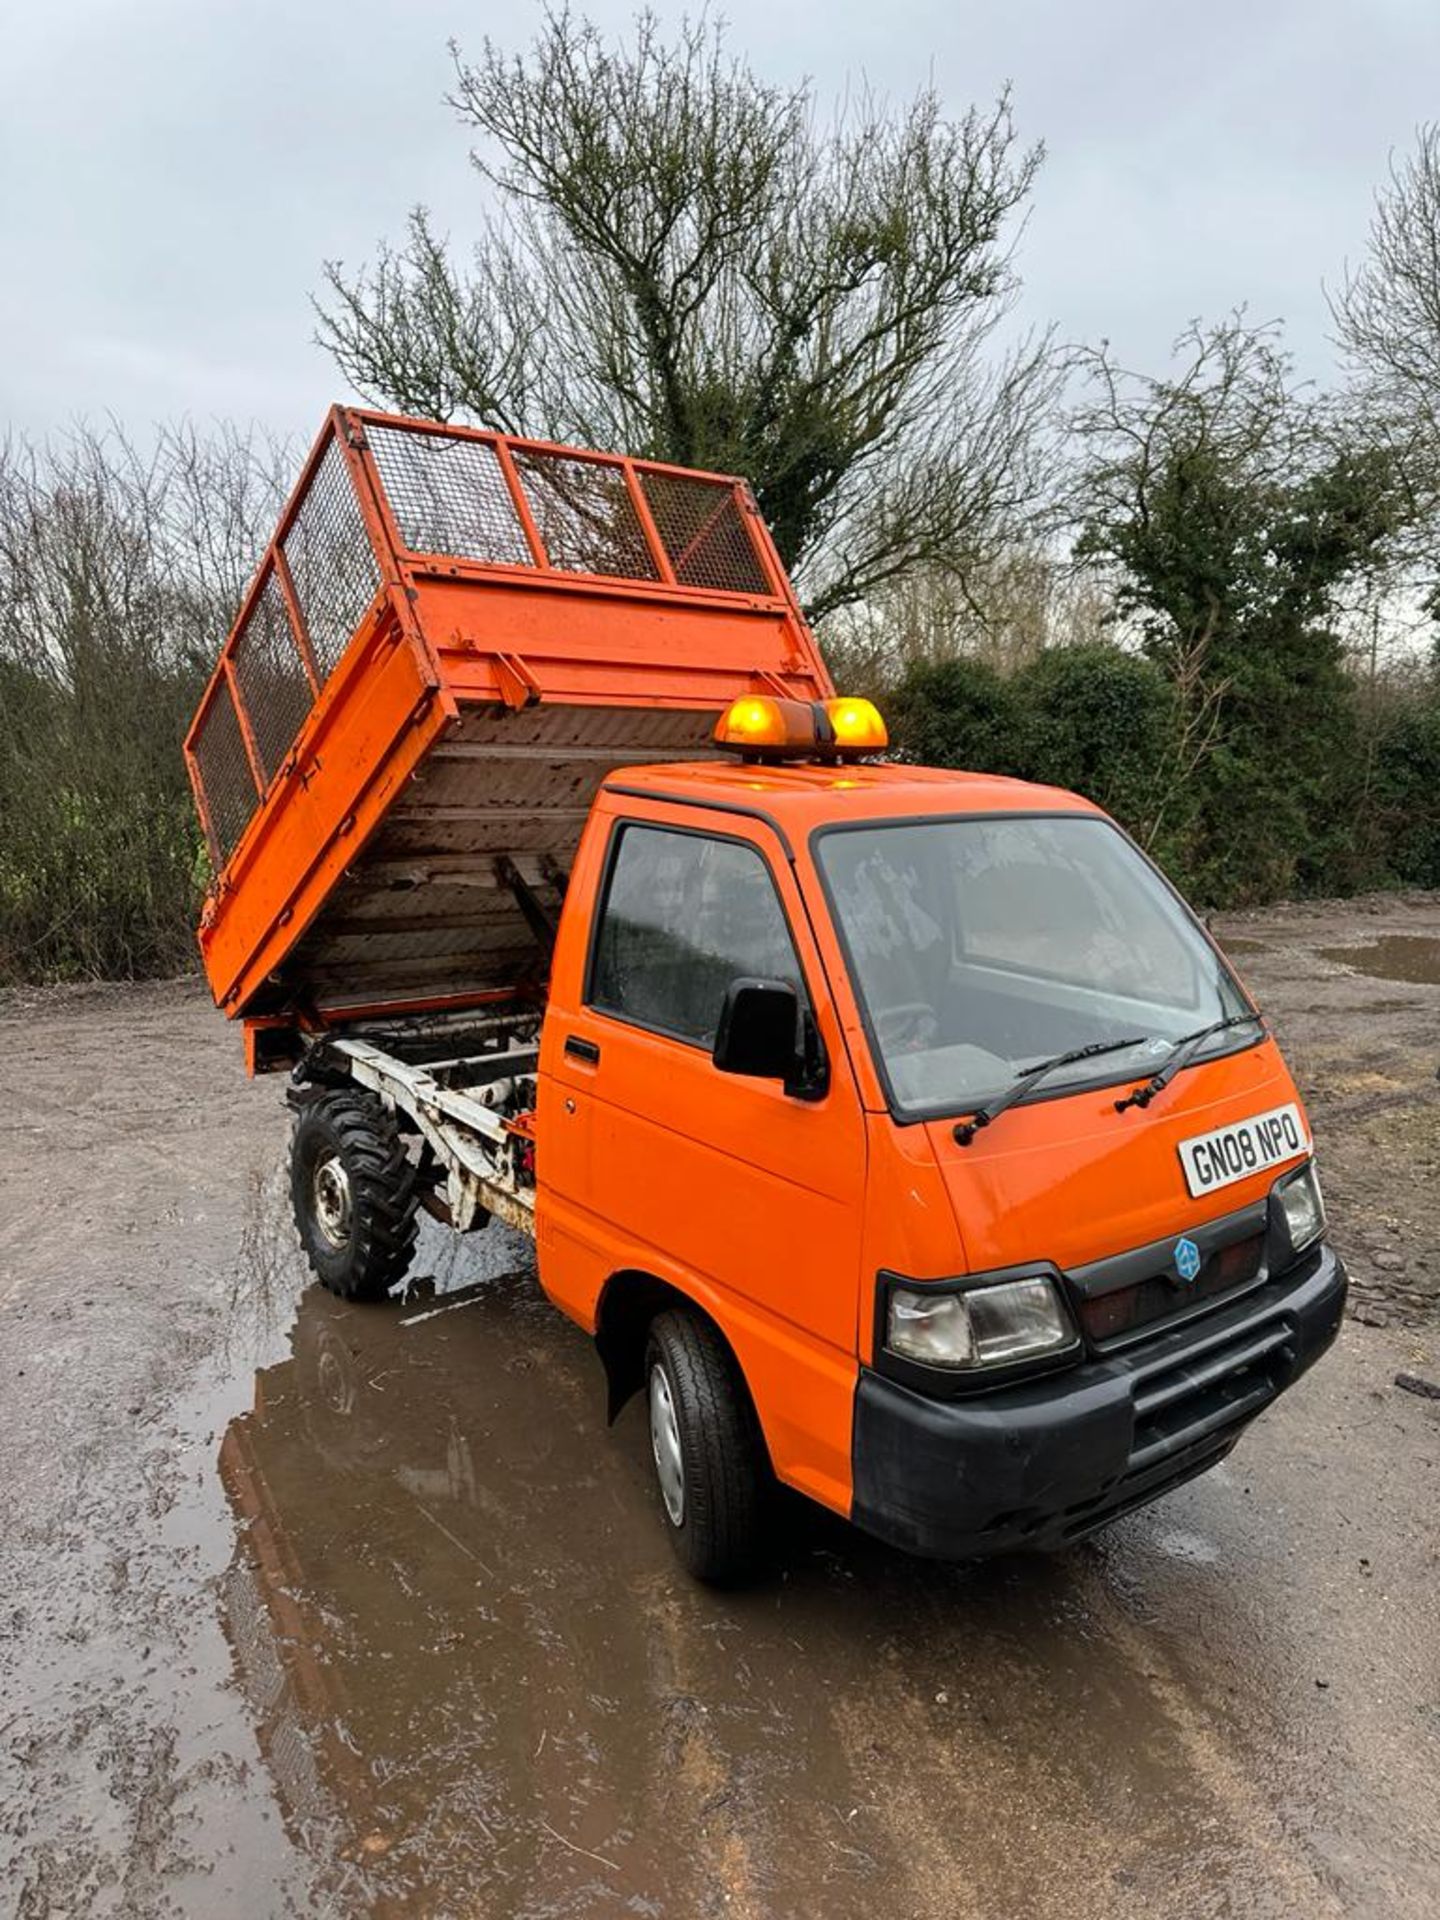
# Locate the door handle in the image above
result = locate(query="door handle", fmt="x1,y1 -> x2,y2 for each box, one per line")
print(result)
564,1035 -> 601,1065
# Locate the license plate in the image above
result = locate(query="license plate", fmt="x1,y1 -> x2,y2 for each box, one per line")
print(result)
1178,1103 -> 1309,1198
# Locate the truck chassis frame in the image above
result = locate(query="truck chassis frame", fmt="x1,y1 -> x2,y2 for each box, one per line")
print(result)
296,1010 -> 540,1242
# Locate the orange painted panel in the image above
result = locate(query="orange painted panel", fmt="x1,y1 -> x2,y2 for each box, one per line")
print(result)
535,792 -> 867,1514
188,408 -> 832,1025
199,615 -> 440,1013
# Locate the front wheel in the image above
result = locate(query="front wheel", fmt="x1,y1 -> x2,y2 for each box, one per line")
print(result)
644,1311 -> 767,1583
290,1090 -> 419,1301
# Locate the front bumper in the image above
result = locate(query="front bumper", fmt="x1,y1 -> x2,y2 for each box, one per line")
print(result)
851,1243 -> 1346,1560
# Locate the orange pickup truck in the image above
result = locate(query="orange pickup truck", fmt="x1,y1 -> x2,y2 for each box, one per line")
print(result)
187,407 -> 1346,1580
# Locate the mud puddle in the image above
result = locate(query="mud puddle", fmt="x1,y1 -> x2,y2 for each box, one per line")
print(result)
6,971 -> 1440,1917
0,1167 -> 325,1920
197,1199 -> 1384,1920
1319,934 -> 1440,985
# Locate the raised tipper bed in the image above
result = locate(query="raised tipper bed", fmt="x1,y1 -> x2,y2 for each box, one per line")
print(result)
184,406 -> 832,1055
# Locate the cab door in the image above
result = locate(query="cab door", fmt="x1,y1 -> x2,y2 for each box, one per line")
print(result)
538,800 -> 866,1513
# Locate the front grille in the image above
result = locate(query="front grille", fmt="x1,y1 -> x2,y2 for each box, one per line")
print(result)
1051,1312 -> 1295,1543
1080,1230 -> 1266,1347
1054,1431 -> 1239,1544
1128,1319 -> 1294,1472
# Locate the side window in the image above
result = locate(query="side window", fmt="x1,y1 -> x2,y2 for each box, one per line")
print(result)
589,823 -> 804,1046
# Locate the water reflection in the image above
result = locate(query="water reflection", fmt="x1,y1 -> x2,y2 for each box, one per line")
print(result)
214,1215 -> 1340,1918
1320,934 -> 1440,985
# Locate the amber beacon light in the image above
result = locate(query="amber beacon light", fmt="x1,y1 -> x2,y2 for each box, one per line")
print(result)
713,695 -> 888,761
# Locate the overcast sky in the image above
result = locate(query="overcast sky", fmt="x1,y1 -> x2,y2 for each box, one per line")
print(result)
2,0 -> 1437,446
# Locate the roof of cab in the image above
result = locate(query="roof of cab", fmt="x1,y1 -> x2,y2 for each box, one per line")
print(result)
602,757 -> 1100,837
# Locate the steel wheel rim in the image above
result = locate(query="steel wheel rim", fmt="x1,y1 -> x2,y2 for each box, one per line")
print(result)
648,1363 -> 685,1527
312,1154 -> 354,1249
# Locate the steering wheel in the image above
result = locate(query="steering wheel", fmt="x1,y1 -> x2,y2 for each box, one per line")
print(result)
873,1001 -> 940,1053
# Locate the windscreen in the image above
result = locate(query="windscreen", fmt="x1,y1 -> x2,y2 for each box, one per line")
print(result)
816,815 -> 1253,1117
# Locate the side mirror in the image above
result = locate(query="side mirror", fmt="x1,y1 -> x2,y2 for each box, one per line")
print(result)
712,977 -> 827,1100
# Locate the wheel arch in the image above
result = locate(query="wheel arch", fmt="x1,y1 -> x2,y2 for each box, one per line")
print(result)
594,1268 -> 765,1461
595,1268 -> 692,1422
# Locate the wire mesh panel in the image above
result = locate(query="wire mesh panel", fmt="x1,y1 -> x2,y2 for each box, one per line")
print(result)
192,679 -> 260,864
639,471 -> 772,594
228,569 -> 314,783
281,436 -> 381,681
367,426 -> 534,567
514,450 -> 660,580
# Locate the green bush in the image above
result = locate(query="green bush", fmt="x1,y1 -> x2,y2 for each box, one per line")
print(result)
889,643 -> 1191,866
0,424 -> 279,986
0,660 -> 208,983
884,640 -> 1416,908
887,656 -> 1027,777
1012,645 -> 1183,849
1370,691 -> 1440,888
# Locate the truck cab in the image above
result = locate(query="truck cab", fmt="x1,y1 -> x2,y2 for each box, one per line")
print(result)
537,726 -> 1345,1572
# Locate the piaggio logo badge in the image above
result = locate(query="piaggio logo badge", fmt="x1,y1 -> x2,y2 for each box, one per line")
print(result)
1174,1236 -> 1202,1283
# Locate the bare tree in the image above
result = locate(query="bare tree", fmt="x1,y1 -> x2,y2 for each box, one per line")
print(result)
1331,125 -> 1440,624
0,423 -> 288,981
1334,127 -> 1440,427
820,546 -> 1111,692
316,8 -> 1057,621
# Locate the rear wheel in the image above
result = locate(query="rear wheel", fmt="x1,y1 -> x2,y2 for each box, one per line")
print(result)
644,1310 -> 766,1583
290,1091 -> 419,1301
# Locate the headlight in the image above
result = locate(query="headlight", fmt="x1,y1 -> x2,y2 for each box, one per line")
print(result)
886,1276 -> 1076,1371
1274,1160 -> 1325,1256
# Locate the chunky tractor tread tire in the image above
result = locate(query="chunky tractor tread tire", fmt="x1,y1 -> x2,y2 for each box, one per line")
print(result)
645,1310 -> 766,1584
290,1091 -> 420,1302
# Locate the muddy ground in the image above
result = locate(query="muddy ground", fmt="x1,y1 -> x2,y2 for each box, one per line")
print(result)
1218,891 -> 1440,1329
1,893 -> 1438,1919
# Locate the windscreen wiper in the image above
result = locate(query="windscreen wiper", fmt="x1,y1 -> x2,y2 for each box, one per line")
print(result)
953,1035 -> 1149,1146
1113,1012 -> 1264,1115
